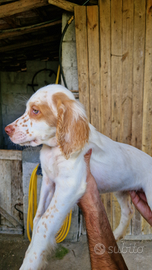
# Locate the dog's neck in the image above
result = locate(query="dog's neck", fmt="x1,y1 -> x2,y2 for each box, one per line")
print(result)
46,136 -> 58,147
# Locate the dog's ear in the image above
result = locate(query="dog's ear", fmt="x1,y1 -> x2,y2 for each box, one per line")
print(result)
53,93 -> 90,159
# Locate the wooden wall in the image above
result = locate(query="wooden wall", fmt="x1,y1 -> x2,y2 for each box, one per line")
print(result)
0,150 -> 23,234
75,0 -> 152,237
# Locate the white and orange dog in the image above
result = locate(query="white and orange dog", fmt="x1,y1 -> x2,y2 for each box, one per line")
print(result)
5,84 -> 152,270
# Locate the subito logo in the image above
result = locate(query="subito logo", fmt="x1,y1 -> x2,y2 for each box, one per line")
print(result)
94,243 -> 105,255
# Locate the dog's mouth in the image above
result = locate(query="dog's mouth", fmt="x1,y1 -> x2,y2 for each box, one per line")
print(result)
20,139 -> 40,147
9,132 -> 38,146
9,129 -> 56,147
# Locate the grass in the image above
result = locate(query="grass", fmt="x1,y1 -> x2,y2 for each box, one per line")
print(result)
54,245 -> 69,260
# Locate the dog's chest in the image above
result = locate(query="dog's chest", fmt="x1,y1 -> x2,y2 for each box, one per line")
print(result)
40,145 -> 65,181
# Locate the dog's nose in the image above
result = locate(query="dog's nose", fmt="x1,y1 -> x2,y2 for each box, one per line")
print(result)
5,125 -> 15,136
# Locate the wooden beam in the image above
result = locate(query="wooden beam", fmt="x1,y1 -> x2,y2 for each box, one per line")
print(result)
0,34 -> 60,52
0,0 -> 48,19
0,206 -> 21,227
0,19 -> 61,40
0,150 -> 22,161
3,16 -> 17,28
0,0 -> 14,3
48,0 -> 78,12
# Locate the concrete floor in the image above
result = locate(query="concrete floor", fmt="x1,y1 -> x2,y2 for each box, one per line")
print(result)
0,234 -> 152,270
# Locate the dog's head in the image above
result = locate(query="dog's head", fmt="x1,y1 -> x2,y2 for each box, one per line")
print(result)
5,85 -> 90,159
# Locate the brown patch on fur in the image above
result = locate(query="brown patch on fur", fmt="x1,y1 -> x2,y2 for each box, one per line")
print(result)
21,114 -> 27,120
44,223 -> 48,231
51,205 -> 55,210
53,92 -> 90,159
28,102 -> 57,127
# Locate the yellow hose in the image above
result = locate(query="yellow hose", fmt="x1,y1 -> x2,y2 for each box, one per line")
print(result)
27,165 -> 38,241
27,165 -> 72,243
55,65 -> 60,84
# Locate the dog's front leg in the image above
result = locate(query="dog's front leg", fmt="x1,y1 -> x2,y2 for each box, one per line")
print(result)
33,174 -> 55,227
25,174 -> 55,260
20,179 -> 86,270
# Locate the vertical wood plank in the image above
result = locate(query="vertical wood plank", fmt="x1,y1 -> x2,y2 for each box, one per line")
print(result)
111,0 -> 123,232
142,0 -> 152,235
111,0 -> 123,143
121,0 -> 134,237
99,0 -> 113,228
132,0 -> 146,236
11,160 -> 23,223
74,6 -> 90,121
132,0 -> 145,150
99,0 -> 111,137
0,160 -> 12,227
87,6 -> 100,131
142,1 -> 152,155
121,0 -> 133,145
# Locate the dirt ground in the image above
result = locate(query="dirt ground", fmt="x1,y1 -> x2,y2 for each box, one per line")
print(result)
0,234 -> 152,270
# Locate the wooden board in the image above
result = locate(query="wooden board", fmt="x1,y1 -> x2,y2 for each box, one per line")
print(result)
48,0 -> 78,12
131,0 -> 146,236
142,0 -> 152,235
87,6 -> 100,131
0,0 -> 48,19
75,6 -> 90,120
111,0 -> 123,232
0,151 -> 23,233
99,0 -> 111,136
121,0 -> 133,145
0,150 -> 22,160
111,0 -> 123,143
132,0 -> 145,150
99,0 -> 113,228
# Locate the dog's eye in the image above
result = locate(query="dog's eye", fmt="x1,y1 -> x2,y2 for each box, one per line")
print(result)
33,109 -> 39,114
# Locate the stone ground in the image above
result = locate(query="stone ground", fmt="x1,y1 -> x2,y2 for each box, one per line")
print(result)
0,234 -> 152,270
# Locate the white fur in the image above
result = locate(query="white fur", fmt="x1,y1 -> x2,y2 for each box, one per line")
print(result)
5,84 -> 152,270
